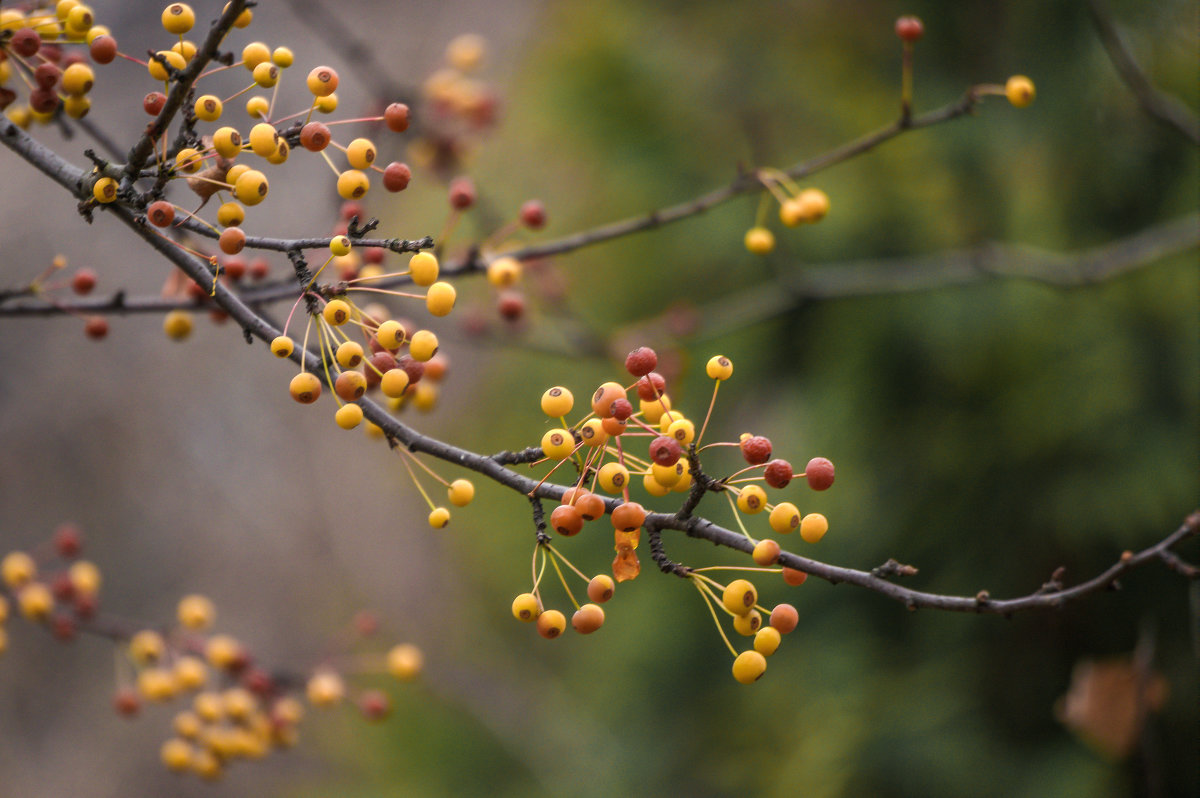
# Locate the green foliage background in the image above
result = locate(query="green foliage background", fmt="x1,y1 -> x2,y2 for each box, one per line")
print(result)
325,1 -> 1197,796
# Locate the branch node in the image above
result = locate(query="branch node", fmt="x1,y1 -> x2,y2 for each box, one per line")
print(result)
871,558 -> 919,579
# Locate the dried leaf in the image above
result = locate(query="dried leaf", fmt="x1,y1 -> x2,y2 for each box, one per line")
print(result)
1055,657 -> 1168,759
614,528 -> 640,551
612,544 -> 640,582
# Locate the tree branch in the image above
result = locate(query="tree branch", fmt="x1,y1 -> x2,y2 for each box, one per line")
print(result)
1087,0 -> 1200,145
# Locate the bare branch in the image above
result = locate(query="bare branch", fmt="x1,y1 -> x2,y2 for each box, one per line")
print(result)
1087,0 -> 1200,145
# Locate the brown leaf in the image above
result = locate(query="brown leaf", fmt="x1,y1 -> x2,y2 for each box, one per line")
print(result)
1055,657 -> 1168,759
612,544 -> 640,582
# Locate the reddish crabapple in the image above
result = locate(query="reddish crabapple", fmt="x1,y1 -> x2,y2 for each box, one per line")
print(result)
740,435 -> 772,465
895,15 -> 924,42
805,457 -> 835,490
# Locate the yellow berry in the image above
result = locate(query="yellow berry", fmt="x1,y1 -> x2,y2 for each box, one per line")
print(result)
306,669 -> 345,706
193,94 -> 222,122
578,418 -> 608,448
752,538 -> 781,566
731,650 -> 767,684
248,122 -> 277,158
1006,75 -> 1036,108
163,309 -> 193,340
425,281 -> 456,316
409,329 -> 439,361
68,560 -> 100,595
540,386 -> 573,417
272,46 -> 294,67
92,176 -> 117,203
315,93 -> 338,113
335,403 -> 363,430
307,66 -> 338,96
428,507 -> 451,529
386,643 -> 423,680
212,126 -> 242,159
241,41 -> 270,70
768,501 -> 800,534
511,592 -> 540,622
17,582 -> 53,620
447,478 -> 475,507
537,609 -> 567,639
245,95 -> 269,119
733,609 -> 762,636
170,39 -> 196,62
541,428 -> 575,460
800,512 -> 829,544
267,143 -> 290,169
129,629 -> 166,665
329,235 -> 352,257
270,335 -> 294,358
223,2 -> 252,27
380,368 -> 410,398
736,484 -> 767,514
597,461 -> 630,493
63,95 -> 90,119
754,626 -> 782,656
447,33 -> 486,72
161,3 -> 194,35
289,372 -> 322,404
409,252 -> 439,286
744,226 -> 775,255
779,198 -> 806,227
252,61 -> 278,88
639,394 -> 672,424
642,472 -> 670,497
706,355 -> 733,380
666,418 -> 695,445
148,50 -> 185,81
322,299 -> 351,326
345,137 -> 377,169
64,4 -> 92,34
161,738 -> 193,772
216,201 -> 244,228
722,579 -> 758,615
225,163 -> 250,185
177,594 -> 215,629
486,256 -> 521,287
796,188 -> 830,223
234,169 -> 268,206
336,169 -> 369,200
61,63 -> 94,96
651,461 -> 683,488
335,340 -> 364,368
2,551 -> 36,588
204,634 -> 242,669
174,656 -> 208,690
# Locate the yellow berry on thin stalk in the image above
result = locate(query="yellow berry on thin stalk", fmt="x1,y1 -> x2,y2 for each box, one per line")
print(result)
1005,75 -> 1036,107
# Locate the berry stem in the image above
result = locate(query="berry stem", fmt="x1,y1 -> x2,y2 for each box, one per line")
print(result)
723,491 -> 755,542
397,449 -> 436,511
692,577 -> 737,657
547,549 -> 580,611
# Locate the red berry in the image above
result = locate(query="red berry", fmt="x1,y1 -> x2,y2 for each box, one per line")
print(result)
340,200 -> 365,221
29,87 -> 59,114
382,161 -> 412,192
71,269 -> 97,295
497,290 -> 524,321
34,63 -> 60,89
624,346 -> 658,377
635,372 -> 666,401
610,398 -> 633,421
397,354 -> 424,385
740,435 -> 772,466
249,257 -> 270,280
520,199 -> 546,229
84,317 -> 108,340
223,256 -> 247,280
550,504 -> 583,536
895,15 -> 924,42
782,567 -> 808,587
364,352 -> 397,387
763,459 -> 792,489
54,523 -> 84,557
51,572 -> 75,601
648,436 -> 681,467
11,28 -> 41,58
384,102 -> 410,132
113,688 -> 140,717
89,35 -> 117,65
143,92 -> 166,116
448,176 -> 475,210
241,668 -> 274,696
804,457 -> 835,491
299,121 -> 331,151
147,200 -> 174,227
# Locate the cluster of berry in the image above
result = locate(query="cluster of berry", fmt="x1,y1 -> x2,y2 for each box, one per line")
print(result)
507,345 -> 834,682
1,523 -> 424,782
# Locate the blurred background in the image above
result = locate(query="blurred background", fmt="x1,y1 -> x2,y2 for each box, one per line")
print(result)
0,0 -> 1195,796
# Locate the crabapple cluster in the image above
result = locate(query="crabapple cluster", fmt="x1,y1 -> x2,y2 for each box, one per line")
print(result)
508,345 -> 834,682
1,523 -> 424,782
410,33 -> 501,175
744,179 -> 829,256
